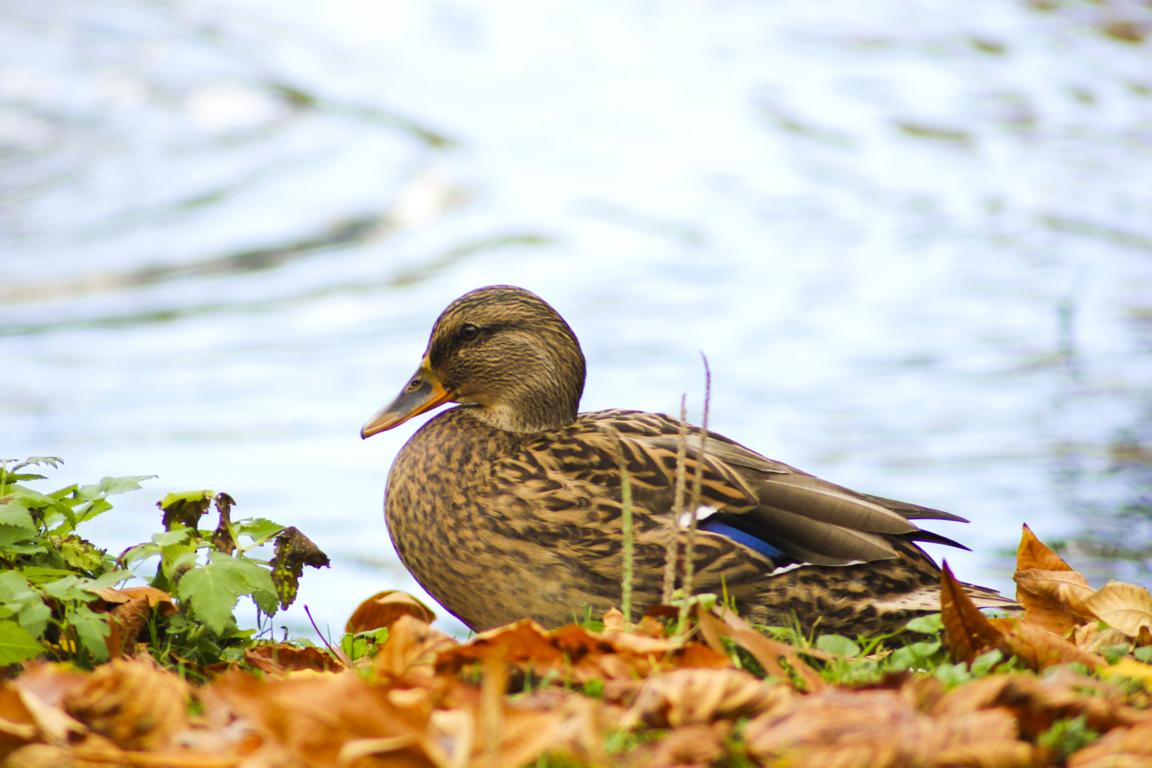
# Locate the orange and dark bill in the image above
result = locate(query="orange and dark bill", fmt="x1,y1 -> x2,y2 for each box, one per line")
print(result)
361,362 -> 453,438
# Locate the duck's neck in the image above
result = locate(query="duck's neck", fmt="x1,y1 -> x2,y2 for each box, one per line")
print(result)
462,400 -> 576,433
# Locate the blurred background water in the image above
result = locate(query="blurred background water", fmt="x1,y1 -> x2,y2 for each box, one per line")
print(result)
2,0 -> 1150,637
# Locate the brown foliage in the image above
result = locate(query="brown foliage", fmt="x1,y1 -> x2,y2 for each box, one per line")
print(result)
5,525 -> 1152,766
345,590 -> 437,634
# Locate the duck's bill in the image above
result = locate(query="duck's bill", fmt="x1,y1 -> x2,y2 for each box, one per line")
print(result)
361,366 -> 453,438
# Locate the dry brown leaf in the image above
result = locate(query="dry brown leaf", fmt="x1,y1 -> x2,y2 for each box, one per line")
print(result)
62,658 -> 189,751
345,590 -> 437,634
696,606 -> 825,691
624,722 -> 730,768
2,744 -> 76,768
435,617 -> 727,685
941,561 -> 1008,664
1068,719 -> 1152,768
609,668 -> 782,728
744,687 -> 1030,768
436,620 -> 562,673
1002,620 -> 1105,672
244,643 -> 344,674
427,699 -> 565,768
934,669 -> 1143,738
1084,581 -> 1152,638
94,586 -> 178,658
1072,623 -> 1133,656
1016,523 -> 1075,572
1014,568 -> 1097,635
205,669 -> 441,768
6,665 -> 89,748
375,614 -> 456,680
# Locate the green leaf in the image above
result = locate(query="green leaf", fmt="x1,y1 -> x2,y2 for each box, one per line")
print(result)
815,634 -> 861,657
176,560 -> 246,634
0,498 -> 37,530
119,542 -> 160,566
234,517 -> 286,545
207,554 -> 279,616
69,607 -> 110,663
20,567 -> 77,586
97,475 -> 154,496
904,614 -> 943,634
1135,646 -> 1152,663
153,528 -> 191,547
0,524 -> 39,547
0,571 -> 37,603
0,619 -> 43,665
18,602 -> 51,638
79,570 -> 130,593
970,649 -> 1005,676
40,575 -> 84,600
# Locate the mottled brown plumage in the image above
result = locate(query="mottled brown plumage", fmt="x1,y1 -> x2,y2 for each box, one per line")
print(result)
362,285 -> 1014,633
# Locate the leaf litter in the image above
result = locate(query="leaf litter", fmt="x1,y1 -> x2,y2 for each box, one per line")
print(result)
2,526 -> 1152,767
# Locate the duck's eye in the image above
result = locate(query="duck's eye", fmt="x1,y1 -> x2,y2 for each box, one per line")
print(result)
459,323 -> 481,341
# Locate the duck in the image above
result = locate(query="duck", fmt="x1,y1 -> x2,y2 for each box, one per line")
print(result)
361,285 -> 1013,634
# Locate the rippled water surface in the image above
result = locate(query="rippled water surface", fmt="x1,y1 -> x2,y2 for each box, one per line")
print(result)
3,0 -> 1151,634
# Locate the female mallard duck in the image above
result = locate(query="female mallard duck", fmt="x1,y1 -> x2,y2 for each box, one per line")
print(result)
362,285 -> 1012,634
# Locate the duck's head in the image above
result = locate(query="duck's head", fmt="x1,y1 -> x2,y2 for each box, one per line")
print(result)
361,285 -> 587,436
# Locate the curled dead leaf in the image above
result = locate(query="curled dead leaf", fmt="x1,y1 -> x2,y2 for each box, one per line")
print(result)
244,643 -> 344,674
941,561 -> 1007,664
1084,581 -> 1152,638
1002,620 -> 1105,672
346,590 -> 437,634
1068,719 -> 1152,768
624,722 -> 731,768
375,614 -> 456,679
62,658 -> 189,751
934,668 -> 1143,738
94,586 -> 177,658
744,687 -> 1030,768
610,668 -> 782,728
1014,568 -> 1097,635
696,606 -> 824,690
205,669 -> 440,767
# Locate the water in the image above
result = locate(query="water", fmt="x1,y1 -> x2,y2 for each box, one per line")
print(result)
2,0 -> 1150,636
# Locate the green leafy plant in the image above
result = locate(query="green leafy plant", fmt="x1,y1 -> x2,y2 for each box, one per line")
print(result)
0,457 -> 328,670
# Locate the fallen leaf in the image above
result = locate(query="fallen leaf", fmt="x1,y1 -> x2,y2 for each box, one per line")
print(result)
244,643 -> 344,674
375,614 -> 456,680
624,722 -> 730,768
1014,569 -> 1097,635
1071,623 -> 1133,656
62,657 -> 188,751
1068,719 -> 1152,767
934,669 -> 1142,738
346,590 -> 437,634
1084,582 -> 1152,638
205,669 -> 440,767
1016,524 -> 1075,572
696,606 -> 825,690
1002,620 -> 1105,672
95,586 -> 178,658
744,687 -> 1030,768
610,668 -> 781,728
941,561 -> 1008,664
436,620 -> 561,673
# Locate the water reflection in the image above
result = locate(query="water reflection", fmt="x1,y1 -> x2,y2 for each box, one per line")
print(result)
1,0 -> 1150,634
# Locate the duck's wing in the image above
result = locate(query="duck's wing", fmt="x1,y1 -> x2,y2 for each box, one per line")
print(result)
587,409 -> 968,567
